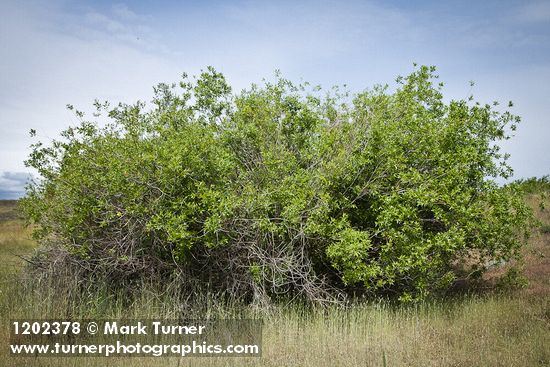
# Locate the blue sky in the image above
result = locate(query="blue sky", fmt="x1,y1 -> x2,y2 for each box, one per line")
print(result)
1,0 -> 549,199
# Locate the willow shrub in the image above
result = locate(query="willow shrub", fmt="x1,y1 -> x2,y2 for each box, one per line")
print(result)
21,65 -> 532,303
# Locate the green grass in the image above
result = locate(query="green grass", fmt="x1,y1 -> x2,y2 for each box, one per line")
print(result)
1,199 -> 549,366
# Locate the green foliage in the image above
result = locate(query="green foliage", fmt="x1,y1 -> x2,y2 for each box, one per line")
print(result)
511,175 -> 550,194
496,267 -> 529,290
21,65 -> 533,303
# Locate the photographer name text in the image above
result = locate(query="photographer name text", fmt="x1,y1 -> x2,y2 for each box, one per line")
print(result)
104,322 -> 206,335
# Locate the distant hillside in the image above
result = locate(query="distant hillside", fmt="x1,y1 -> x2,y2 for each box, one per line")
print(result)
0,200 -> 19,222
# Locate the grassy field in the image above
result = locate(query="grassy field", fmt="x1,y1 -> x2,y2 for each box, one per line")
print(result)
0,195 -> 549,367
0,201 -> 34,277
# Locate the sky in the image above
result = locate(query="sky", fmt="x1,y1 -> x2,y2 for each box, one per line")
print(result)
1,0 -> 549,199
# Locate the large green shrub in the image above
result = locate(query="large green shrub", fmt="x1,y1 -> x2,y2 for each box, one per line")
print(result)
21,65 -> 532,303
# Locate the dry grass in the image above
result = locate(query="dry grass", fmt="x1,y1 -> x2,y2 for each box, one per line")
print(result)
521,193 -> 550,297
3,296 -> 548,367
0,198 -> 549,367
0,201 -> 34,276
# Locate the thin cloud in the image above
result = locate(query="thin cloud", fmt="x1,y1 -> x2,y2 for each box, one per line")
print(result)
75,5 -> 162,53
112,3 -> 142,21
516,1 -> 550,23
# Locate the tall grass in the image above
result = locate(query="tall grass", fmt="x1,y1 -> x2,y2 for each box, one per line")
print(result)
2,281 -> 548,366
